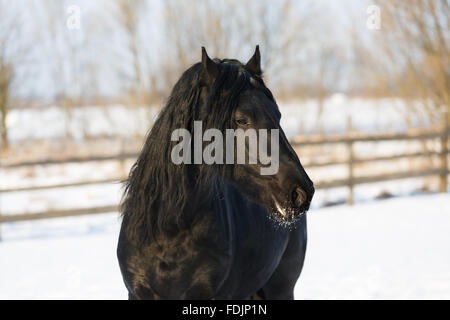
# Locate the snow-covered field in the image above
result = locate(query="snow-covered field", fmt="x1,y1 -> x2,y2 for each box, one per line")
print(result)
296,193 -> 450,299
1,193 -> 449,300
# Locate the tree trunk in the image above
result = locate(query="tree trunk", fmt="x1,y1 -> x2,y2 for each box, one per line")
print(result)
0,67 -> 11,149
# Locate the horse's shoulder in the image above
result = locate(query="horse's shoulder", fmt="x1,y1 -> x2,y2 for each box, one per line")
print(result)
122,213 -> 232,299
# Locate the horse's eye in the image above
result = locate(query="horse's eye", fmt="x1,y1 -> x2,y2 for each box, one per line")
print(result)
236,118 -> 249,126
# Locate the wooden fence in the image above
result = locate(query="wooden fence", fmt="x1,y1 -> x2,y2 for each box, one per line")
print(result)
0,126 -> 449,237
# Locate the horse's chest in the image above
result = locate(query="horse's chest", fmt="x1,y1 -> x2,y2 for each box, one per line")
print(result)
218,214 -> 291,296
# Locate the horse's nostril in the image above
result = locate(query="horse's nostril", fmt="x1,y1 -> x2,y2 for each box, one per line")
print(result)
292,187 -> 307,208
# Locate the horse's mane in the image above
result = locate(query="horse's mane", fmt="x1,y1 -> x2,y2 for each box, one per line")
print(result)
121,59 -> 271,244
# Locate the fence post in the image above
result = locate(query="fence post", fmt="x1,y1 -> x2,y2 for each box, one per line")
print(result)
347,115 -> 354,205
440,108 -> 449,193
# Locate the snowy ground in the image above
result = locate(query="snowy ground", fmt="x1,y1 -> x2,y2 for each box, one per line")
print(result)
0,213 -> 125,299
296,193 -> 450,299
0,193 -> 449,300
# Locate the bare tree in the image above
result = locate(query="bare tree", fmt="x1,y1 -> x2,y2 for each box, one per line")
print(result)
0,1 -> 28,148
111,0 -> 151,105
0,62 -> 13,148
159,0 -> 310,98
38,1 -> 79,140
37,1 -> 103,140
374,0 -> 450,124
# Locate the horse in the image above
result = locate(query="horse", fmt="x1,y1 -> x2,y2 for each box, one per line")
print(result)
117,46 -> 314,300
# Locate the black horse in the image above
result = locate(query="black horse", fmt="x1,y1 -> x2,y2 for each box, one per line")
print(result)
117,46 -> 314,299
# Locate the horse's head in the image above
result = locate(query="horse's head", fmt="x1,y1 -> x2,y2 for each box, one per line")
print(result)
122,46 -> 315,243
200,47 -> 315,224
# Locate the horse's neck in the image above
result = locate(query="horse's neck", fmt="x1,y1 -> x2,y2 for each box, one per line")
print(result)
212,179 -> 258,224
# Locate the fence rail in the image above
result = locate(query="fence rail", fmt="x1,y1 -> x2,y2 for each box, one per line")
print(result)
1,151 -> 139,169
0,205 -> 118,224
290,129 -> 448,145
0,127 -> 449,229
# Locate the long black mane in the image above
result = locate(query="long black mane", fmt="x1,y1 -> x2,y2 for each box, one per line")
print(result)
121,59 -> 273,244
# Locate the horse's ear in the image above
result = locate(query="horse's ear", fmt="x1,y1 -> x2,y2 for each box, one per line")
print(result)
201,47 -> 219,86
245,45 -> 262,76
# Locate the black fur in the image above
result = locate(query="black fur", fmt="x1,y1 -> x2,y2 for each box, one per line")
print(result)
117,48 -> 314,299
